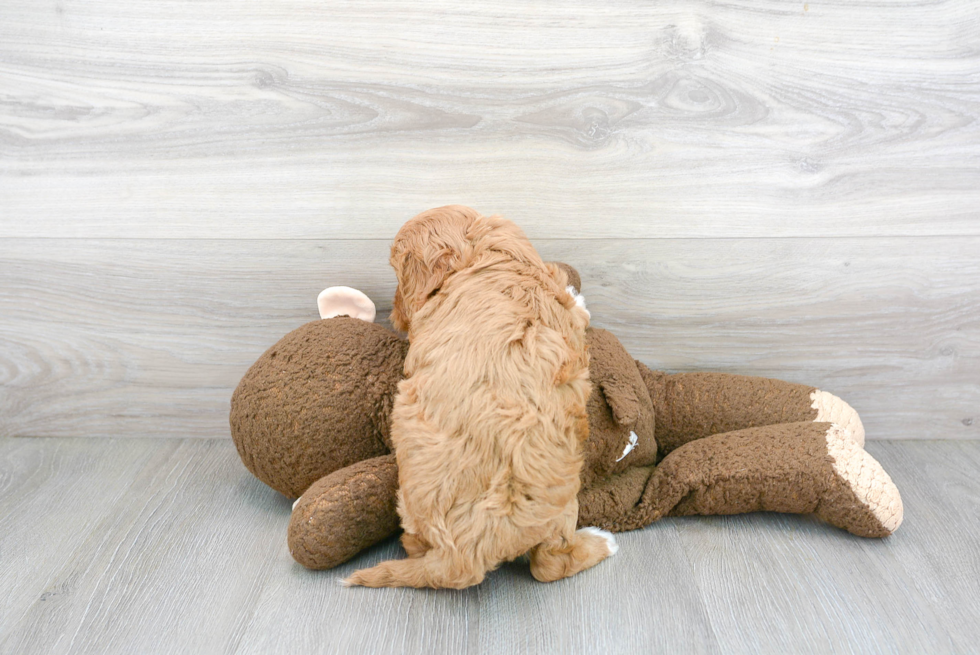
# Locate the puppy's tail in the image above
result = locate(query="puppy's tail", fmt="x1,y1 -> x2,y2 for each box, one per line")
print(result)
342,550 -> 485,589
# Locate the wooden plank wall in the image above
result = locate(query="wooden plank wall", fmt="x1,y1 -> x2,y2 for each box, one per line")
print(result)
1,0 -> 977,440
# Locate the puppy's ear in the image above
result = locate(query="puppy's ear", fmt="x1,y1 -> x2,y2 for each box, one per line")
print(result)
390,205 -> 484,330
398,245 -> 458,313
548,262 -> 582,295
390,284 -> 410,333
390,245 -> 437,332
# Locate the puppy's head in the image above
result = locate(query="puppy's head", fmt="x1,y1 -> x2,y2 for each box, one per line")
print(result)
389,205 -> 485,332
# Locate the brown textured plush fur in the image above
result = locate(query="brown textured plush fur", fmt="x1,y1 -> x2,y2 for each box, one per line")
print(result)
345,206 -> 614,589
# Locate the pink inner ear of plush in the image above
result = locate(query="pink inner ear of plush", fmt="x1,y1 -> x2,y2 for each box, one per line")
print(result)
317,286 -> 377,322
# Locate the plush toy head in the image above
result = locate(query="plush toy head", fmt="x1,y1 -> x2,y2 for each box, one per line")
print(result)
230,317 -> 406,499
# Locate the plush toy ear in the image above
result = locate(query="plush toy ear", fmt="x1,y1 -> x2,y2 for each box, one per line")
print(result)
599,376 -> 641,427
317,286 -> 377,322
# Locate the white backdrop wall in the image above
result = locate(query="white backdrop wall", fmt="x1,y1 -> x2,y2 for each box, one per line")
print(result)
1,0 -> 977,440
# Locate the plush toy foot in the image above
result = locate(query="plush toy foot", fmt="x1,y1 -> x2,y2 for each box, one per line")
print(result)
581,421 -> 902,538
818,424 -> 902,536
810,390 -> 865,447
317,286 -> 377,322
288,455 -> 400,570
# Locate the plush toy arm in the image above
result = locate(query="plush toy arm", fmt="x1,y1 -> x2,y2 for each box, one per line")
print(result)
289,454 -> 400,570
636,365 -> 865,455
578,421 -> 902,538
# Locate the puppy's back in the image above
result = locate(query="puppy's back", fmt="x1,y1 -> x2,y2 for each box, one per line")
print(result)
347,213 -> 599,588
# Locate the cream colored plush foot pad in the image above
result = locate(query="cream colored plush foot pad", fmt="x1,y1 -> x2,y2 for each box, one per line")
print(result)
811,390 -> 865,447
825,425 -> 903,534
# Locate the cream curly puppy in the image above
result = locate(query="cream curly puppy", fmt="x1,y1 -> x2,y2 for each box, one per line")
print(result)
344,205 -> 617,589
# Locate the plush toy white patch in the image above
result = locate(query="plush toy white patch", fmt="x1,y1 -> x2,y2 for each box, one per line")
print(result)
566,286 -> 590,319
616,431 -> 639,462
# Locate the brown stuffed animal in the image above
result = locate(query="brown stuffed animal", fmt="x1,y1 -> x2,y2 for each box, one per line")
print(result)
230,267 -> 903,571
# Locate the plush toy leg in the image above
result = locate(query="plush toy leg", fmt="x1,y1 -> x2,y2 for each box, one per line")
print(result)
289,454 -> 400,570
636,366 -> 865,454
579,421 -> 902,538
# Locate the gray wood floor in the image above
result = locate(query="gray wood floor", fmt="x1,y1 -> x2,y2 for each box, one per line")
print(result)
1,437 -> 978,654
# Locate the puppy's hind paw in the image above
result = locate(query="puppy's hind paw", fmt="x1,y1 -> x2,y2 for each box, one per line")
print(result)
578,526 -> 619,557
530,527 -> 619,582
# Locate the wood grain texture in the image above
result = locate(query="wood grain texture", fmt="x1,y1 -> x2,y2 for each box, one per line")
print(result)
0,438 -> 293,655
1,437 -> 978,654
0,438 -> 163,631
1,0 -> 978,238
1,237 -> 976,440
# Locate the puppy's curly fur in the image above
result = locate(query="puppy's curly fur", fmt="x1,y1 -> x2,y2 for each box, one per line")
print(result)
344,205 -> 616,589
